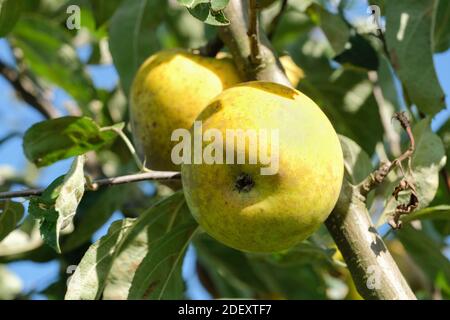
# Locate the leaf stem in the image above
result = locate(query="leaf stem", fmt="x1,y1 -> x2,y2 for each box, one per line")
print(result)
101,125 -> 149,172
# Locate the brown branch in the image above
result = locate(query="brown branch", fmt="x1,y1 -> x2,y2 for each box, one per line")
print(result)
325,183 -> 416,299
248,0 -> 262,65
0,171 -> 180,200
218,0 -> 291,85
0,60 -> 59,119
267,0 -> 288,40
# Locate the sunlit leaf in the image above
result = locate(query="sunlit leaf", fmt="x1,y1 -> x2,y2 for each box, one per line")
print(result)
385,0 -> 445,114
23,116 -> 118,167
65,192 -> 198,300
62,185 -> 129,252
29,156 -> 86,253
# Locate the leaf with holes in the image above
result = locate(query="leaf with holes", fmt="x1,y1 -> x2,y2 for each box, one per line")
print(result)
377,118 -> 446,226
188,2 -> 229,26
29,156 -> 86,253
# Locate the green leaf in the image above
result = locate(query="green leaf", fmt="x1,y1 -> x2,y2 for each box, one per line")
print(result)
194,234 -> 272,297
90,0 -> 123,27
194,234 -> 330,299
385,0 -> 445,115
401,205 -> 450,224
0,0 -> 23,37
65,192 -> 198,300
127,224 -> 198,299
378,118 -> 446,226
29,156 -> 86,253
339,135 -> 373,185
12,16 -> 96,107
306,3 -> 350,55
211,0 -> 230,11
23,116 -> 118,167
397,226 -> 450,284
65,218 -> 134,300
188,3 -> 229,26
177,0 -> 229,10
0,201 -> 24,242
260,242 -> 338,267
434,0 -> 450,52
62,185 -> 129,252
109,0 -> 167,95
334,34 -> 379,71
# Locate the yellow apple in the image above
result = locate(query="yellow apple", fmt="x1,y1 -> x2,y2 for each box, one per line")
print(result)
182,81 -> 344,252
130,49 -> 242,171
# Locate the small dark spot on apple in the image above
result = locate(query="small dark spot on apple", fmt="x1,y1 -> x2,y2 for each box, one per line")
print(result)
234,172 -> 255,193
152,121 -> 157,128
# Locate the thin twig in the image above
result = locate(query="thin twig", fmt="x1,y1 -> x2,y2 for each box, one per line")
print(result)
0,60 -> 59,119
267,0 -> 288,40
248,0 -> 262,65
0,171 -> 181,200
100,126 -> 149,172
358,112 -> 415,197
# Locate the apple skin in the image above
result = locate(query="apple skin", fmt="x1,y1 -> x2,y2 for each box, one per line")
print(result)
130,49 -> 242,171
182,81 -> 344,253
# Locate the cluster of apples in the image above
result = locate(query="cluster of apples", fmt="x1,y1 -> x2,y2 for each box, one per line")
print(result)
130,49 -> 344,253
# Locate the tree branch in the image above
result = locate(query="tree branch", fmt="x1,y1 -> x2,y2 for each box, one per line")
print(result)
218,0 -> 291,85
0,171 -> 180,200
325,183 -> 416,299
359,112 -> 415,198
248,0 -> 262,64
0,60 -> 59,119
220,0 -> 415,300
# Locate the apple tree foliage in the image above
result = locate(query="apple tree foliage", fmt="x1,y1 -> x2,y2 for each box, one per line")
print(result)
0,0 -> 449,300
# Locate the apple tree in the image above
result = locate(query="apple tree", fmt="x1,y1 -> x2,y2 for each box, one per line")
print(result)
0,0 -> 449,300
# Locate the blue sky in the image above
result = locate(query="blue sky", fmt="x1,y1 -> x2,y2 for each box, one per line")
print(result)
0,4 -> 449,299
